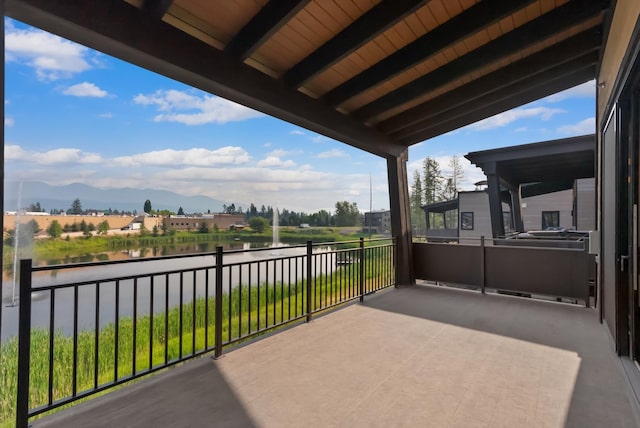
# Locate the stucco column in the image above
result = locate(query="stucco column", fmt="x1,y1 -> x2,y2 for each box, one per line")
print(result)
387,150 -> 414,285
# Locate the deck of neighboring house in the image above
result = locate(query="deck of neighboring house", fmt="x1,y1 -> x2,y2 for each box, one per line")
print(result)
35,285 -> 640,428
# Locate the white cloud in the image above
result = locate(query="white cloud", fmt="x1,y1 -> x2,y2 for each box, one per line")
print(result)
544,81 -> 595,103
257,156 -> 296,168
113,147 -> 250,167
290,130 -> 305,135
5,23 -> 92,81
5,144 -> 102,164
63,82 -> 108,98
134,89 -> 263,125
468,107 -> 565,131
557,117 -> 595,135
317,149 -> 348,159
5,117 -> 14,127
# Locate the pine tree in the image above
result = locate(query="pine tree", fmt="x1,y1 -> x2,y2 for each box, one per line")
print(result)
409,171 -> 424,233
422,157 -> 442,204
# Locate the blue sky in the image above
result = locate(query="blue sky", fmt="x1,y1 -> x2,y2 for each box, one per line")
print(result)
4,18 -> 595,214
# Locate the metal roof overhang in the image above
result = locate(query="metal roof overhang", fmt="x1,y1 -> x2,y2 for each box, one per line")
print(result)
465,134 -> 596,187
4,0 -> 610,158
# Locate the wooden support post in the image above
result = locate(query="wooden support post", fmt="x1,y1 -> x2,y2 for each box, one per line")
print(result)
387,149 -> 414,285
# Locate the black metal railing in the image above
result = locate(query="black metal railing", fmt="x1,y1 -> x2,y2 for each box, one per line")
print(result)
14,237 -> 395,427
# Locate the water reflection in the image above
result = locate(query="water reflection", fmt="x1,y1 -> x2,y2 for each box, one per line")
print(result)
1,240 -> 340,341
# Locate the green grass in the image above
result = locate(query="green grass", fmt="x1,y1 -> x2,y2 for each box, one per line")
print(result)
0,247 -> 395,426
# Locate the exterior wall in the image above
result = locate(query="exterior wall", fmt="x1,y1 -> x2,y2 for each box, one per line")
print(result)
363,210 -> 391,233
3,214 -> 134,232
458,191 -> 492,243
597,0 -> 640,120
596,1 -> 640,348
521,189 -> 573,230
163,214 -> 245,231
576,178 -> 596,231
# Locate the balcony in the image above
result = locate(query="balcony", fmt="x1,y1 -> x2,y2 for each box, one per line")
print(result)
5,238 -> 640,427
30,284 -> 639,427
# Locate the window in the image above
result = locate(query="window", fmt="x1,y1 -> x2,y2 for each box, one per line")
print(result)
542,211 -> 560,229
460,212 -> 474,230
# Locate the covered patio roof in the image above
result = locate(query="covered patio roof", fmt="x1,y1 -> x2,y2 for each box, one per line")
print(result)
465,134 -> 596,187
4,0 -> 608,157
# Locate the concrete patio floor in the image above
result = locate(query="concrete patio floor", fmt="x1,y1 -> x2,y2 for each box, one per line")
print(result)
35,285 -> 640,427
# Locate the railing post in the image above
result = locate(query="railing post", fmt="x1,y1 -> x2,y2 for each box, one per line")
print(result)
480,236 -> 486,294
214,247 -> 223,358
306,241 -> 312,322
359,238 -> 365,302
16,259 -> 32,428
584,238 -> 591,308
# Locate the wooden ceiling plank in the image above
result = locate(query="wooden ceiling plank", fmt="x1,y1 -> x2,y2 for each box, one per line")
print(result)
399,67 -> 595,145
225,0 -> 311,60
5,0 -> 406,157
284,0 -> 427,88
390,51 -> 599,141
323,0 -> 536,107
353,0 -> 607,121
377,30 -> 601,133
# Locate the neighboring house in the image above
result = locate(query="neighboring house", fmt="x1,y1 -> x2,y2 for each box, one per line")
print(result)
163,213 -> 245,231
363,210 -> 391,234
424,178 -> 595,242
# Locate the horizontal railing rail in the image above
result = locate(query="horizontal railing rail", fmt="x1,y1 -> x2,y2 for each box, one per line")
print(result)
13,238 -> 396,427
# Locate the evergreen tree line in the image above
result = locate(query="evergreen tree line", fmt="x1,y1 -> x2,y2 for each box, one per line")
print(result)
410,155 -> 465,233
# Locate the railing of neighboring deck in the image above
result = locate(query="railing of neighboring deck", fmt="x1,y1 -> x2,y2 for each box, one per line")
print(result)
13,238 -> 396,427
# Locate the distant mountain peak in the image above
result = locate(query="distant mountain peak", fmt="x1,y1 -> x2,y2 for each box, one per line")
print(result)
4,181 -> 226,213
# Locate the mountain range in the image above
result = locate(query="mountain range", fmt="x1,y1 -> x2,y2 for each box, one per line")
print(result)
4,181 -> 226,214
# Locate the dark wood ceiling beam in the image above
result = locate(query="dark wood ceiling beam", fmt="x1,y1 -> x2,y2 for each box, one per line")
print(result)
284,0 -> 426,88
225,0 -> 310,60
398,66 -> 595,145
354,0 -> 608,122
141,0 -> 173,21
5,0 -> 406,158
378,29 -> 601,134
322,0 -> 537,107
390,51 -> 598,142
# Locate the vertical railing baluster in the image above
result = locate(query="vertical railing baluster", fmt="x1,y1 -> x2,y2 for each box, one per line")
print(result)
265,261 -> 269,328
248,264 -> 252,334
257,262 -> 261,331
192,270 -> 196,354
133,278 -> 138,375
149,276 -> 154,370
205,269 -> 210,350
359,238 -> 365,302
239,266 -> 243,336
16,259 -> 33,428
72,285 -> 79,396
49,288 -> 56,405
94,283 -> 100,389
214,247 -> 223,358
480,236 -> 486,294
228,266 -> 232,342
164,274 -> 169,365
114,280 -> 120,381
179,273 -> 183,359
306,241 -> 312,321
